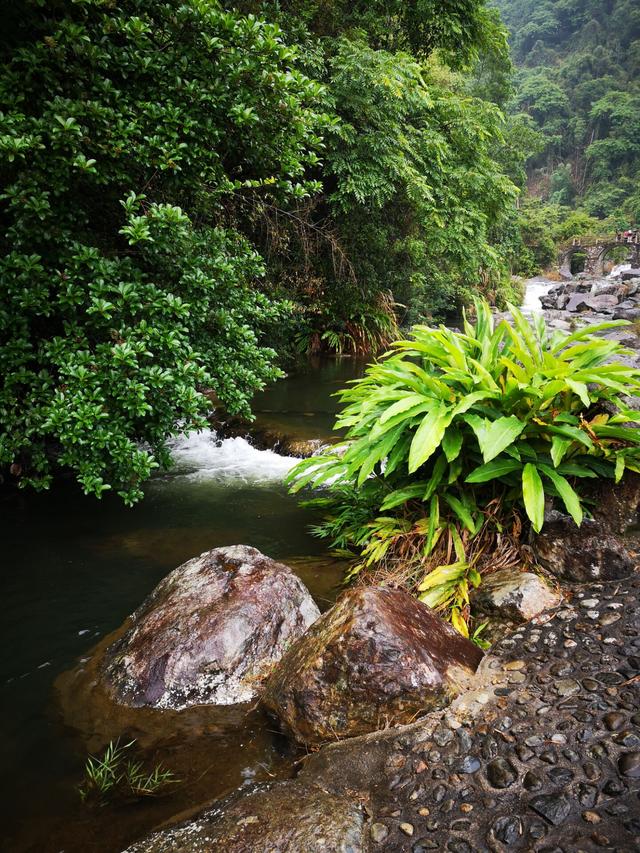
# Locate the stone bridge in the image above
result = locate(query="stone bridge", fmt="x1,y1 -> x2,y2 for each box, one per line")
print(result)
558,234 -> 640,278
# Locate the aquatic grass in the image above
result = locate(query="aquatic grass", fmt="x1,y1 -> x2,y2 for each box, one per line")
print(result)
79,739 -> 177,804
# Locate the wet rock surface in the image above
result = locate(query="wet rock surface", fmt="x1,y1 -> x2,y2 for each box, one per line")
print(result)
262,586 -> 484,747
124,571 -> 640,852
592,473 -> 640,535
124,781 -> 367,853
473,568 -> 561,622
540,275 -> 640,319
533,510 -> 636,582
208,406 -> 334,458
100,545 -> 320,709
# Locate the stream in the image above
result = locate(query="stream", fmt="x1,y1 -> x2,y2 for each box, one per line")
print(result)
0,279 -> 570,851
0,358 -> 363,853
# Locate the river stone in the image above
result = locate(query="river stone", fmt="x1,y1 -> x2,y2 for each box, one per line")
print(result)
100,545 -> 320,709
473,568 -> 560,621
533,511 -> 635,583
123,780 -> 366,852
262,586 -> 483,747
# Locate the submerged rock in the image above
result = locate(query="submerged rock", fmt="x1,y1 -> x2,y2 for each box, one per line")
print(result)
473,568 -> 561,621
262,586 -> 483,747
101,545 -> 320,709
533,512 -> 635,583
123,781 -> 367,853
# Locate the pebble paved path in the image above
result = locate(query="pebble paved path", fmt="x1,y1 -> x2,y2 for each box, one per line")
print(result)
366,573 -> 640,852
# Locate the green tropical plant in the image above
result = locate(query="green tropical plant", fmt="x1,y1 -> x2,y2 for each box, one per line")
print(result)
288,299 -> 640,633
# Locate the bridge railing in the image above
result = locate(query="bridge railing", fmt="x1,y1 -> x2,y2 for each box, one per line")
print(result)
559,233 -> 639,251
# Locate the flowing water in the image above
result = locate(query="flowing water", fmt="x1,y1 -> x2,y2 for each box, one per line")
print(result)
609,262 -> 632,279
521,277 -> 556,314
0,358 -> 363,853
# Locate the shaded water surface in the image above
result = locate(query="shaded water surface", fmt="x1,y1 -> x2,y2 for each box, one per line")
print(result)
0,358 -> 363,853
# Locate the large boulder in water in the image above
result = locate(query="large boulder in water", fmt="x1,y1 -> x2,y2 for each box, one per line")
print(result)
101,545 -> 320,709
262,586 -> 483,747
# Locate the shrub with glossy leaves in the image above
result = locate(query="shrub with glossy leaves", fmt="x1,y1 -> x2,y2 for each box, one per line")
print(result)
0,0 -> 327,502
288,300 -> 640,632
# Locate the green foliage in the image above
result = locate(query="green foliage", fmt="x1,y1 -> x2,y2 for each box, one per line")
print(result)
496,0 -> 640,217
234,1 -> 525,337
279,38 -> 521,333
0,0 -> 327,501
78,739 -> 176,804
288,300 -> 640,630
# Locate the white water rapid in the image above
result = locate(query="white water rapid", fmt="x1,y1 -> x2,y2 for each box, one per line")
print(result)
609,262 -> 632,279
521,278 -> 555,314
166,429 -> 298,484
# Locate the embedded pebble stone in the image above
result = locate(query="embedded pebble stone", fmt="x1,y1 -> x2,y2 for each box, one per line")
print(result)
603,711 -> 626,731
555,678 -> 580,697
459,756 -> 481,774
486,758 -> 518,789
490,815 -> 523,844
371,822 -> 389,843
619,751 -> 640,777
530,794 -> 572,825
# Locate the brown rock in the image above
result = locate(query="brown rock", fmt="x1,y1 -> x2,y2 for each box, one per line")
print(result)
533,512 -> 635,583
262,586 -> 483,747
101,545 -> 320,709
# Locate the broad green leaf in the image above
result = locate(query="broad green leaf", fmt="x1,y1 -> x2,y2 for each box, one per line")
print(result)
539,463 -> 583,527
380,483 -> 429,511
565,379 -> 590,407
550,436 -> 571,468
442,426 -> 463,462
465,457 -> 521,483
443,493 -> 476,533
615,454 -> 625,484
408,403 -> 451,473
522,463 -> 545,533
546,424 -> 594,450
465,414 -> 525,463
423,453 -> 448,500
379,393 -> 430,424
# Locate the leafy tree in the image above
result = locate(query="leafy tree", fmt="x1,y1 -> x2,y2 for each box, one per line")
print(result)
0,0 -> 327,501
240,17 -> 523,344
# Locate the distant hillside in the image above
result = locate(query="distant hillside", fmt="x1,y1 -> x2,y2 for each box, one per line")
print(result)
494,0 -> 640,220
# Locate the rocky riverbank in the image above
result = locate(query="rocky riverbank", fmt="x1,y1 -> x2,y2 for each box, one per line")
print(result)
53,283 -> 640,853
124,569 -> 640,852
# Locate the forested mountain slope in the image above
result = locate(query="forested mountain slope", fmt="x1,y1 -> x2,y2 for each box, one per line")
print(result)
495,0 -> 640,219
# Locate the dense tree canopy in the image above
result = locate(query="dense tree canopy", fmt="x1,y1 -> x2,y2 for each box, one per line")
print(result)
0,0 -> 525,499
495,0 -> 640,219
0,0 -> 327,501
